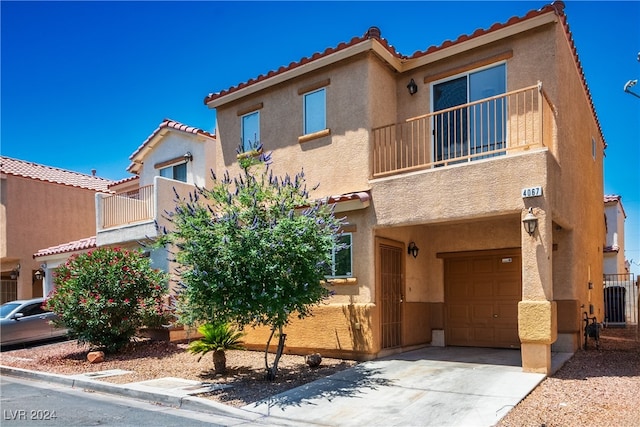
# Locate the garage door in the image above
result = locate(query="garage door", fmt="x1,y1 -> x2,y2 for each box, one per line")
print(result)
444,251 -> 521,348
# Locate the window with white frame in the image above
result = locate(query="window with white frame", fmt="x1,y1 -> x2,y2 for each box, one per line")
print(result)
303,88 -> 326,135
160,162 -> 187,182
241,111 -> 260,152
325,233 -> 352,278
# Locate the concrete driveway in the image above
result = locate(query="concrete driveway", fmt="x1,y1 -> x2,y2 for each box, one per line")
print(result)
244,346 -> 570,427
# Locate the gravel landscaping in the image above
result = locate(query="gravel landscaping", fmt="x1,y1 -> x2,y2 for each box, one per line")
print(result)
2,327 -> 638,425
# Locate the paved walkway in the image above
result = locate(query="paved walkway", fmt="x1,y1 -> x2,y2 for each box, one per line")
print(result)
1,346 -> 573,426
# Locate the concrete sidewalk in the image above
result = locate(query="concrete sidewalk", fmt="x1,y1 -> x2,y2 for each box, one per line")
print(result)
1,346 -> 572,426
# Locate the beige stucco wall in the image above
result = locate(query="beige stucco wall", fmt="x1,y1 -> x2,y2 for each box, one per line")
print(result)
1,175 -> 99,300
548,20 -> 605,323
215,57 -> 376,199
137,132 -> 214,189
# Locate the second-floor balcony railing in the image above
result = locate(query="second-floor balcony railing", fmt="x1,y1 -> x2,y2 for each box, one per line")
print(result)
372,83 -> 555,178
101,184 -> 155,229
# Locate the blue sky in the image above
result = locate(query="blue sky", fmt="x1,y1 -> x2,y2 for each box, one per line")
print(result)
2,1 -> 639,274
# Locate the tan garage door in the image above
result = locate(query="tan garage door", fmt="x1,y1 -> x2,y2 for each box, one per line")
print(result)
444,250 -> 521,348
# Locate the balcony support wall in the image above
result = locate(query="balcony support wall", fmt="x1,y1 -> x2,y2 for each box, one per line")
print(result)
519,204 -> 557,374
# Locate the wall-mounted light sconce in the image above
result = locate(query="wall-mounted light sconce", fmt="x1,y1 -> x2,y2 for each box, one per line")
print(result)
34,268 -> 46,281
183,151 -> 193,162
408,242 -> 420,258
10,264 -> 20,280
407,78 -> 418,96
522,207 -> 538,236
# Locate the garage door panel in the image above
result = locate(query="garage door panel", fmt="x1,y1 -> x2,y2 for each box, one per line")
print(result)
494,302 -> 518,324
448,304 -> 471,324
471,304 -> 493,324
495,277 -> 521,298
449,281 -> 471,299
449,328 -> 471,344
472,327 -> 495,344
445,252 -> 521,348
472,258 -> 494,273
448,259 -> 470,274
471,279 -> 493,298
495,327 -> 520,348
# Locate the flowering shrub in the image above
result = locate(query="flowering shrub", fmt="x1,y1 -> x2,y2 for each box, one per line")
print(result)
45,247 -> 168,353
159,150 -> 342,379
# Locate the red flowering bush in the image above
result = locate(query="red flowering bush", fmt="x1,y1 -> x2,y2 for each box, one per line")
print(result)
45,247 -> 168,353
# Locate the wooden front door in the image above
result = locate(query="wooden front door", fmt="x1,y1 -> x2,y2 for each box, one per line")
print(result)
377,238 -> 404,349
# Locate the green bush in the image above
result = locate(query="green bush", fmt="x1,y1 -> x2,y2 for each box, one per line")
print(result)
44,247 -> 168,353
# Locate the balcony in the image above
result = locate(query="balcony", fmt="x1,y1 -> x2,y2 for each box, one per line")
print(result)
100,185 -> 155,229
372,83 -> 555,178
96,177 -> 194,246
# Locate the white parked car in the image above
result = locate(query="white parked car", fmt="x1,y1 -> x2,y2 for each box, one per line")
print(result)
0,298 -> 68,346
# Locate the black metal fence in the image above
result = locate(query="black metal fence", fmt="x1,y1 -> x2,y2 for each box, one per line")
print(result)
603,273 -> 637,326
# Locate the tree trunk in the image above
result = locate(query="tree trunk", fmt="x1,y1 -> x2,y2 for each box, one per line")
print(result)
212,350 -> 226,374
264,326 -> 287,380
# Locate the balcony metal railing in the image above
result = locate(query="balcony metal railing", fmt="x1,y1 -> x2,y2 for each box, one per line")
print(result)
372,83 -> 555,178
101,185 -> 155,229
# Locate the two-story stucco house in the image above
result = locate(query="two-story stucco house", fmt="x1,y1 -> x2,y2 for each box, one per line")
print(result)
94,118 -> 217,292
0,157 -> 112,303
203,1 -> 605,374
602,194 -> 636,326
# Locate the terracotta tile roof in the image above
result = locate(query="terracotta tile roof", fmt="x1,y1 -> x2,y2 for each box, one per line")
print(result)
0,156 -> 113,192
203,1 -> 604,147
127,118 -> 216,173
604,194 -> 621,203
33,236 -> 96,258
109,175 -> 139,189
325,191 -> 371,205
603,245 -> 620,254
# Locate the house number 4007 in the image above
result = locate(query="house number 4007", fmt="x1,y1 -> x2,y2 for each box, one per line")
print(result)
521,186 -> 543,198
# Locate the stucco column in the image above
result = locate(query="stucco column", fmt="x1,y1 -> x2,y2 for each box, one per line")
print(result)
519,206 -> 557,374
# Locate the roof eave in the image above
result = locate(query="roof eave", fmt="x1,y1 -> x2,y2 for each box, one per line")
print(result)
402,12 -> 558,72
206,39 -> 392,109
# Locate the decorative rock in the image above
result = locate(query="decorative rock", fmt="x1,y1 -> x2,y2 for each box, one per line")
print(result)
87,351 -> 105,364
305,353 -> 322,368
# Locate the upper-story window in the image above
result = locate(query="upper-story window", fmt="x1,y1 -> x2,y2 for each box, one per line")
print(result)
592,137 -> 597,160
303,88 -> 326,135
325,233 -> 353,278
160,162 -> 187,182
241,111 -> 260,152
298,79 -> 331,144
432,63 -> 506,163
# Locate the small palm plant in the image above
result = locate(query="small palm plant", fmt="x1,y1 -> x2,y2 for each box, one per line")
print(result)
187,322 -> 245,374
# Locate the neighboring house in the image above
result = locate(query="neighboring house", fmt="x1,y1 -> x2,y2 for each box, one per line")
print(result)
204,1 -> 605,374
602,194 -> 635,326
0,157 -> 112,303
603,194 -> 627,274
94,118 -> 216,291
33,236 -> 97,298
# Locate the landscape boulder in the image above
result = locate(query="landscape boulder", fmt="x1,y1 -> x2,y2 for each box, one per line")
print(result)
87,351 -> 105,364
305,353 -> 322,368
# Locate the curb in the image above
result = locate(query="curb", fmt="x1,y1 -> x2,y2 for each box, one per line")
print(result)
0,365 -> 262,422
